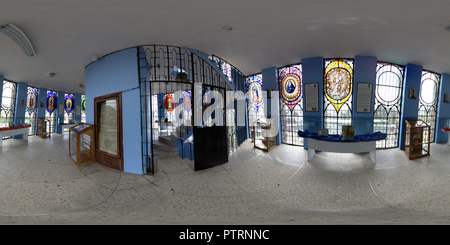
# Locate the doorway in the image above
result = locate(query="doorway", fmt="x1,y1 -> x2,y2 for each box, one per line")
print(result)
94,92 -> 123,171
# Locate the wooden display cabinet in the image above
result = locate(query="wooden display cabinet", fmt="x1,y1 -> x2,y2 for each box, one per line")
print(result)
37,118 -> 50,138
404,119 -> 430,160
253,117 -> 276,152
69,123 -> 95,166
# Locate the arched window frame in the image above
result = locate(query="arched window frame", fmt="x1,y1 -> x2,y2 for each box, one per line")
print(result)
418,70 -> 440,143
323,59 -> 354,135
278,64 -> 304,146
374,62 -> 404,149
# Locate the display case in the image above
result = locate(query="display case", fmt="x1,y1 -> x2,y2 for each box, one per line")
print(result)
37,118 -> 50,138
253,117 -> 276,152
404,120 -> 430,160
69,123 -> 95,166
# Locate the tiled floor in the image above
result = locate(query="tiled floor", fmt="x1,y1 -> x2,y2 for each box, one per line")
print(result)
1,134 -> 450,224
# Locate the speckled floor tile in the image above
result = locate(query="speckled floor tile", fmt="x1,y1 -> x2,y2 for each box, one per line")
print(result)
2,134 -> 450,224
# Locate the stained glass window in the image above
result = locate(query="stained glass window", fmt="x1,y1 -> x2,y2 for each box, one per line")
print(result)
374,62 -> 404,149
81,95 -> 86,123
246,74 -> 263,112
418,70 -> 440,143
25,87 -> 38,135
1,80 -> 17,138
278,64 -> 304,146
64,93 -> 74,127
163,94 -> 175,114
64,93 -> 74,115
323,59 -> 353,135
45,90 -> 58,133
246,74 -> 264,139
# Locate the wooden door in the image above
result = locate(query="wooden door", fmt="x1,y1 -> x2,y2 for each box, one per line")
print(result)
94,92 -> 123,171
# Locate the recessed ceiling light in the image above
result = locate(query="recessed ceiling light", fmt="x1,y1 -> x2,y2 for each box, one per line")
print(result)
222,26 -> 233,31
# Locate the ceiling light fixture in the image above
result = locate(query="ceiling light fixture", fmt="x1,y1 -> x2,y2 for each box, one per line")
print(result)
222,26 -> 233,31
445,26 -> 450,32
0,24 -> 36,57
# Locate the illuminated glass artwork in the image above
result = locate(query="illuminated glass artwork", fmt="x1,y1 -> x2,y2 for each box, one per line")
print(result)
246,74 -> 264,140
279,65 -> 302,112
323,59 -> 353,135
246,74 -> 263,111
164,94 -> 175,114
81,95 -> 86,114
374,62 -> 404,149
202,87 -> 210,106
64,93 -> 74,115
46,90 -> 57,115
278,64 -> 303,146
26,87 -> 38,116
324,59 -> 353,112
81,95 -> 86,123
45,90 -> 57,133
24,87 -> 38,135
182,91 -> 192,112
418,70 -> 440,143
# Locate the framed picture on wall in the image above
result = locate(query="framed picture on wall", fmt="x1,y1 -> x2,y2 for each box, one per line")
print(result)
305,83 -> 319,112
76,105 -> 81,115
58,104 -> 64,115
444,94 -> 450,103
356,83 -> 372,113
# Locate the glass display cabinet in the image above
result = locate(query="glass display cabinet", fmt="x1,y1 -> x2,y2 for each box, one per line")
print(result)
253,117 -> 276,152
404,119 -> 430,160
37,118 -> 50,138
69,123 -> 95,166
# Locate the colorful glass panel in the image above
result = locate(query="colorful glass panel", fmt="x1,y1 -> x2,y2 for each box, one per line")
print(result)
81,95 -> 86,114
246,74 -> 263,111
64,93 -> 74,115
202,87 -> 210,106
46,90 -> 57,115
26,87 -> 38,116
324,59 -> 353,112
279,65 -> 302,112
182,91 -> 192,112
164,94 -> 175,114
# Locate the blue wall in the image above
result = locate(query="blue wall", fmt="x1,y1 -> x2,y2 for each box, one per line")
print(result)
0,76 -> 3,108
85,47 -> 142,175
55,91 -> 65,133
301,57 -> 324,149
436,73 -> 450,143
261,66 -> 281,145
352,56 -> 377,134
36,88 -> 47,135
399,63 -> 422,149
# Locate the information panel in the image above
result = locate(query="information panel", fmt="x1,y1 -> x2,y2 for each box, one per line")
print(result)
356,83 -> 373,113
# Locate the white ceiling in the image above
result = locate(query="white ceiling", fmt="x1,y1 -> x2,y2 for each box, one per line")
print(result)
1,0 -> 450,94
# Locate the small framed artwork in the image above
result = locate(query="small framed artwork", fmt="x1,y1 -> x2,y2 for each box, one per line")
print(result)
444,94 -> 450,103
409,87 -> 417,99
317,129 -> 329,137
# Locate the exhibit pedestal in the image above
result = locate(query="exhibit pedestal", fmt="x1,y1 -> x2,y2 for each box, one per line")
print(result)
0,127 -> 30,147
253,118 -> 276,152
307,138 -> 377,163
404,120 -> 430,160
